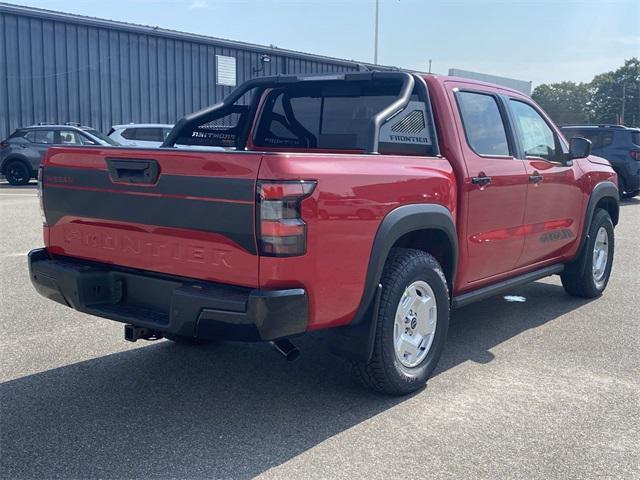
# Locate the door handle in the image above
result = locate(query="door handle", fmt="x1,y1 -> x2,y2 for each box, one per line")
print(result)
106,158 -> 160,184
529,173 -> 543,184
472,175 -> 492,187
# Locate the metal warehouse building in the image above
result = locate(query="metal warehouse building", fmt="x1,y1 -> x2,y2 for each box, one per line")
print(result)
0,3 -> 386,140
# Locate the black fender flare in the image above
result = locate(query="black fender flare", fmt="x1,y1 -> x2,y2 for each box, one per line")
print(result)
569,180 -> 619,276
328,203 -> 457,362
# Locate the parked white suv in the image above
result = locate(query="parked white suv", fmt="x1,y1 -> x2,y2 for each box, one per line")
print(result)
108,124 -> 173,148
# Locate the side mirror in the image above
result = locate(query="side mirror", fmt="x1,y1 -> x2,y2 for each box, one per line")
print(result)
569,137 -> 591,159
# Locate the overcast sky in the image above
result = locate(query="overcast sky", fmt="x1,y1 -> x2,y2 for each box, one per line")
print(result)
10,0 -> 640,86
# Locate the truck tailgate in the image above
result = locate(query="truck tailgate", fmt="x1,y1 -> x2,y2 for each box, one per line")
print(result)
42,147 -> 261,287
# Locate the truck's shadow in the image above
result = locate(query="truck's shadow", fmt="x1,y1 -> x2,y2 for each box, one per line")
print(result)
620,196 -> 639,207
0,280 -> 591,479
0,181 -> 37,190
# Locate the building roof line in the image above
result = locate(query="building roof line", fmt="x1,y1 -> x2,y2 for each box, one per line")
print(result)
0,2 -> 396,69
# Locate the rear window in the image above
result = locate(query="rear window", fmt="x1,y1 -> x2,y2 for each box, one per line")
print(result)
9,130 -> 26,139
632,130 -> 640,146
253,83 -> 436,154
255,87 -> 397,150
456,91 -> 510,156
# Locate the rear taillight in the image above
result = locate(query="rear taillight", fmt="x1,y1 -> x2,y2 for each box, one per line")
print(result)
37,166 -> 46,225
630,150 -> 640,161
257,180 -> 316,257
0,141 -> 8,149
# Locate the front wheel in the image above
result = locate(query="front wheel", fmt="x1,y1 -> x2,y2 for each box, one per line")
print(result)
561,209 -> 614,298
4,160 -> 31,186
352,248 -> 450,396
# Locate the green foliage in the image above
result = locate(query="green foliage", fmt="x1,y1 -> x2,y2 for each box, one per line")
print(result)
532,82 -> 592,125
591,58 -> 639,126
532,58 -> 639,127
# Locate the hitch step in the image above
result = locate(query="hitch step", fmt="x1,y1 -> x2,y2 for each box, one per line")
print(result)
124,324 -> 163,342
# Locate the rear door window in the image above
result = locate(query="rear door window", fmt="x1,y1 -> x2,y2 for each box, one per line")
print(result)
136,128 -> 165,142
25,130 -> 54,144
631,130 -> 640,146
120,128 -> 138,140
121,128 -> 164,142
601,131 -> 614,148
456,91 -> 510,156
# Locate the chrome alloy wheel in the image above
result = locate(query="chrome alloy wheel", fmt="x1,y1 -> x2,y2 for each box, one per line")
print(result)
592,226 -> 609,288
393,280 -> 437,368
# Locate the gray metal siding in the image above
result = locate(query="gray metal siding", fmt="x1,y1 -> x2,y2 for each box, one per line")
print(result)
0,8 -> 363,139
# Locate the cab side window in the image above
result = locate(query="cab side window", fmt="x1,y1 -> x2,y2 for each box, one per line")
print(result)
456,91 -> 510,157
510,100 -> 563,163
58,131 -> 81,145
25,130 -> 54,144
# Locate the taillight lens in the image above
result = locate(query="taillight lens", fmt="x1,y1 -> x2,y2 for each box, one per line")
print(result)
630,150 -> 640,161
0,141 -> 8,149
257,180 -> 316,257
37,166 -> 47,225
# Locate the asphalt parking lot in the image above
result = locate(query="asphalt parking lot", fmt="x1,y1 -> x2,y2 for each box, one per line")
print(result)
0,182 -> 638,480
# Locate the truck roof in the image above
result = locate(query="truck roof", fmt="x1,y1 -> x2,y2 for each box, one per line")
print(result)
111,123 -> 174,129
430,73 -> 530,98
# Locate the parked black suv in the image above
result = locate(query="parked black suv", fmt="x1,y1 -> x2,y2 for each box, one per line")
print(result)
561,124 -> 640,199
0,123 -> 119,185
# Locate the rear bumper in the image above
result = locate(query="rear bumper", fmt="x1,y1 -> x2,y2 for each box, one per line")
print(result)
28,248 -> 308,341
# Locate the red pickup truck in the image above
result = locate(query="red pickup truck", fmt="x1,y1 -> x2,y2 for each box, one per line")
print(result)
29,72 -> 619,395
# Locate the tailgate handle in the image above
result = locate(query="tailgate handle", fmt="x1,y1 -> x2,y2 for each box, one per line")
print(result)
106,159 -> 160,185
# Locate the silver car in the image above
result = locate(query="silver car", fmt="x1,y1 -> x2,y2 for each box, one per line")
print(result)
108,124 -> 174,148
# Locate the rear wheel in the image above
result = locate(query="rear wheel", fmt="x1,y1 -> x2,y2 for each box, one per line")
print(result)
4,160 -> 31,186
352,248 -> 449,396
164,333 -> 216,346
561,209 -> 614,298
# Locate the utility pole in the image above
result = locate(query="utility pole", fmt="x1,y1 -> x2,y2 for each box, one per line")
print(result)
428,59 -> 432,73
374,0 -> 379,64
621,83 -> 626,125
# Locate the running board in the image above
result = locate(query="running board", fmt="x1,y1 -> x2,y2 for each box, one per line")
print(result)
452,264 -> 564,309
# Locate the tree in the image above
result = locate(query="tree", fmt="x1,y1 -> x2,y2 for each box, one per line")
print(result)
532,58 -> 640,127
532,81 -> 592,125
590,58 -> 639,127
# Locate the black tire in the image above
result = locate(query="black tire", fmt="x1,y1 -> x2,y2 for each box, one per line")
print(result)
617,176 -> 626,200
164,333 -> 216,346
352,248 -> 450,396
561,209 -> 614,298
4,160 -> 31,186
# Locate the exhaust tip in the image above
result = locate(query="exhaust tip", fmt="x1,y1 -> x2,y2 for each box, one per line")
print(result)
270,338 -> 300,361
